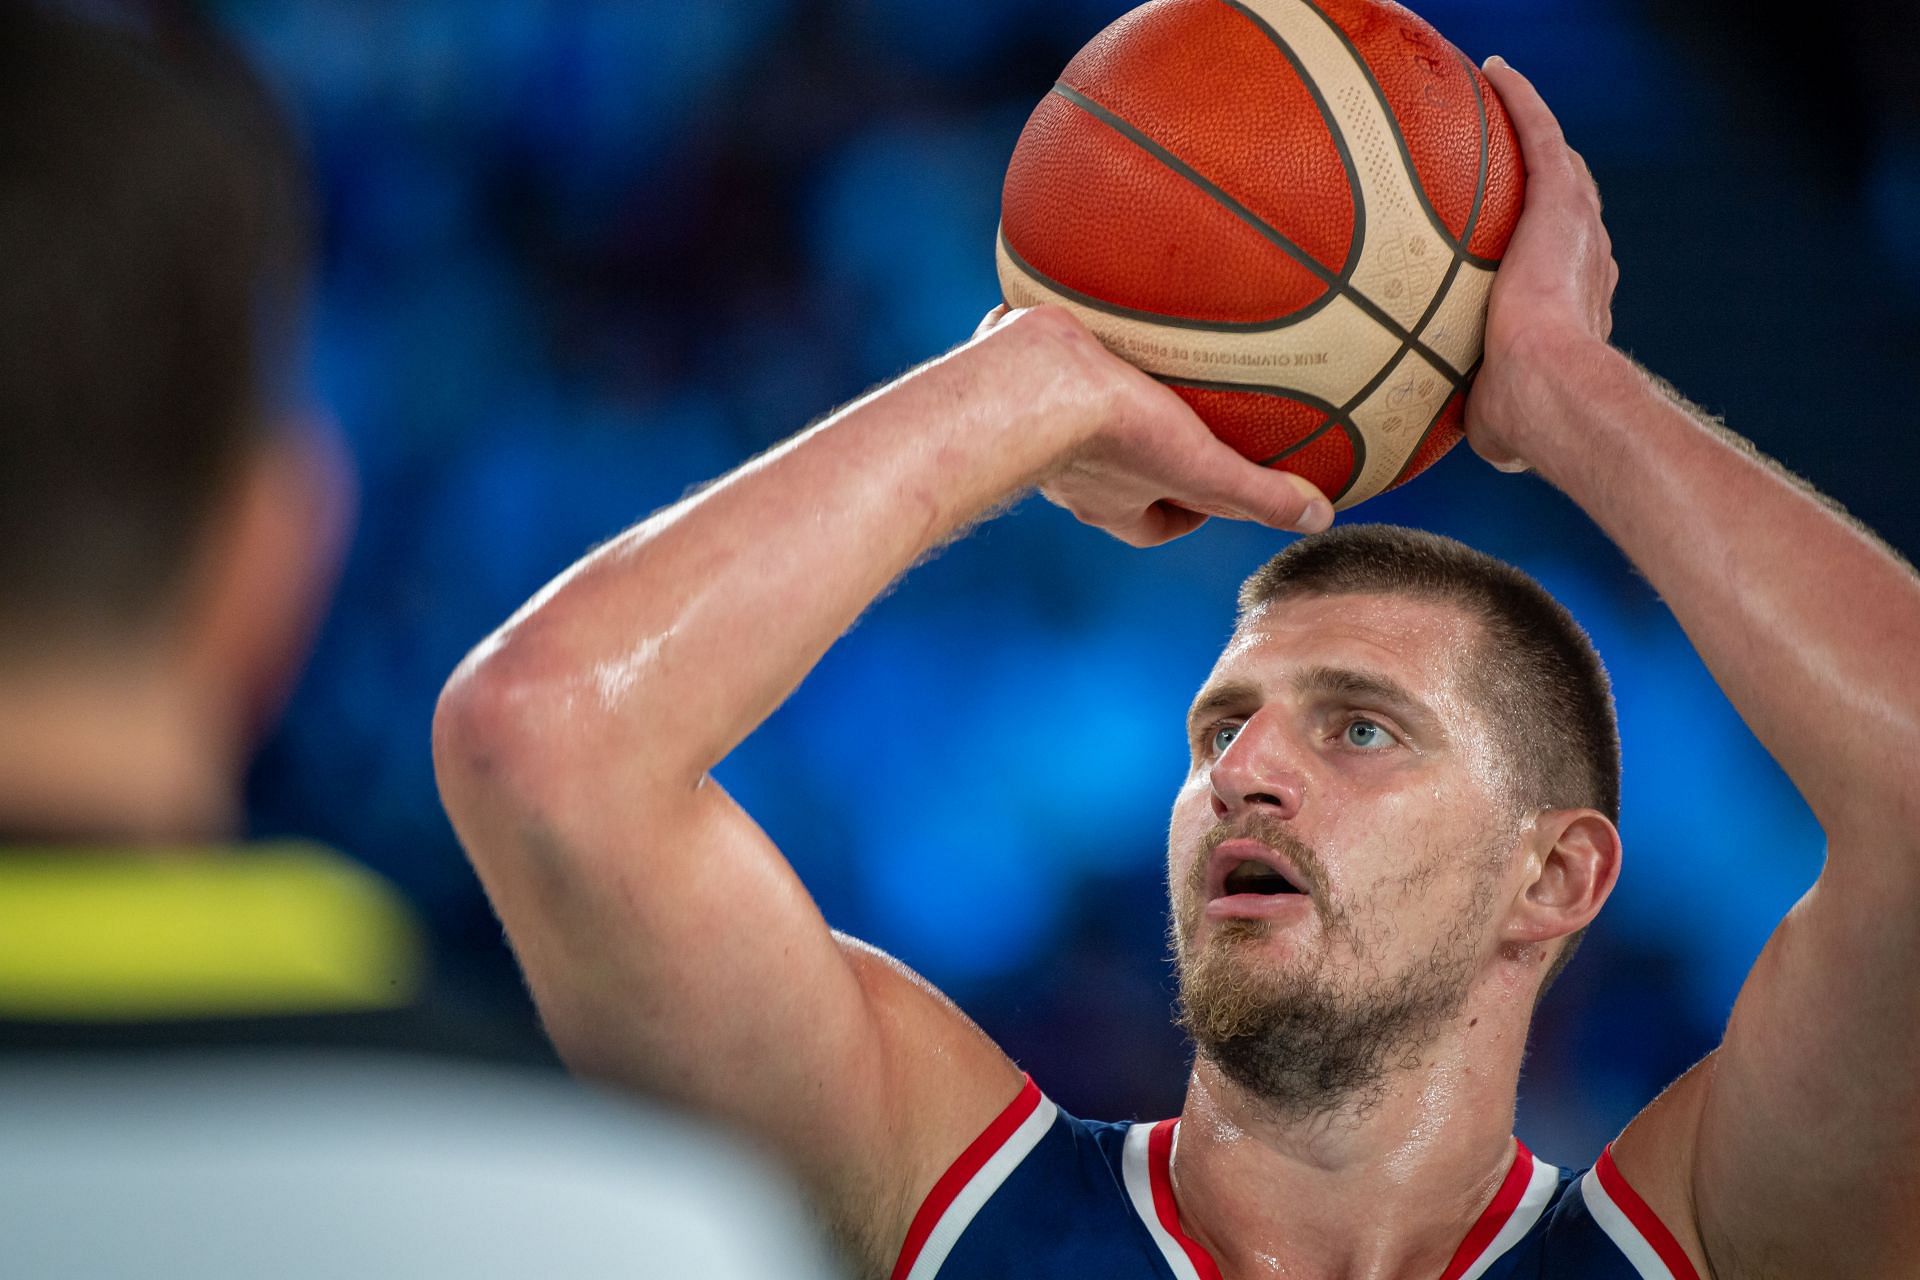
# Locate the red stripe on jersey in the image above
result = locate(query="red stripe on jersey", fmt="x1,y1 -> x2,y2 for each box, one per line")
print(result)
1595,1144 -> 1703,1280
1436,1139 -> 1533,1280
1147,1119 -> 1225,1280
890,1075 -> 1044,1280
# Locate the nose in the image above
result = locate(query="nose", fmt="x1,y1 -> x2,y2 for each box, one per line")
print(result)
1208,709 -> 1305,822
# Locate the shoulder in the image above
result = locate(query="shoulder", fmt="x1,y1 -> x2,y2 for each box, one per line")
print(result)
1501,1146 -> 1705,1280
891,1080 -> 1177,1280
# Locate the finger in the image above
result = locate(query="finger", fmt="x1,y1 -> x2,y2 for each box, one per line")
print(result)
973,304 -> 1012,339
1568,149 -> 1603,211
1143,501 -> 1210,544
1480,57 -> 1576,183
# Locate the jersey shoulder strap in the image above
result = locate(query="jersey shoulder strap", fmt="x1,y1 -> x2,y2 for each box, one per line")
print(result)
892,1079 -> 1702,1280
893,1076 -> 1191,1280
1495,1145 -> 1702,1280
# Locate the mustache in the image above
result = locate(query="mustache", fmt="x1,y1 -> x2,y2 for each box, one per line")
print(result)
1188,812 -> 1326,901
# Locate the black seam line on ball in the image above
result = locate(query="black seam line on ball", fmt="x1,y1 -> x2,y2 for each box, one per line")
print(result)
1050,82 -> 1329,283
1154,375 -> 1350,472
1042,83 -> 1344,331
1338,44 -> 1494,411
1339,328 -> 1446,420
1047,82 -> 1463,388
1213,0 -> 1366,283
1331,415 -> 1365,501
1345,232 -> 1468,417
1385,374 -> 1469,489
1458,44 -> 1493,259
1155,374 -> 1343,416
1292,0 -> 1478,260
999,225 -> 1345,333
1153,373 -> 1363,502
1052,84 -> 1451,370
1352,43 -> 1491,413
1260,416 -> 1341,467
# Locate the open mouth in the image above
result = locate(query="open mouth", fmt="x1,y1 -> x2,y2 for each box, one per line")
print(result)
1220,859 -> 1305,896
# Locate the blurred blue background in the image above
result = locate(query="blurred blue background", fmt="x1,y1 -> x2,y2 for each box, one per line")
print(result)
223,0 -> 1920,1165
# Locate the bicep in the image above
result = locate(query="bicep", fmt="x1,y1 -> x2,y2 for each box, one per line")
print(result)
1688,865 -> 1920,1275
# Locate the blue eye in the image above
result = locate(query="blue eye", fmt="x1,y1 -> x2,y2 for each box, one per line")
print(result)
1211,723 -> 1242,754
1343,719 -> 1391,749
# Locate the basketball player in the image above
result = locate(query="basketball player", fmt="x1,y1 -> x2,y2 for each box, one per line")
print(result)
434,57 -> 1920,1279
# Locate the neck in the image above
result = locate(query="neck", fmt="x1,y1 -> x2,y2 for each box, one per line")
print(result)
1172,983 -> 1532,1280
0,658 -> 241,845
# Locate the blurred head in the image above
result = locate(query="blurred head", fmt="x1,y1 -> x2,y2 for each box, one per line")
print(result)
0,5 -> 346,826
1167,525 -> 1621,1119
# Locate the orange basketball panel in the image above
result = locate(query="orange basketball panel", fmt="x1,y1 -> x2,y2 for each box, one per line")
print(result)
1468,73 -> 1523,259
1166,382 -> 1356,498
1276,417 -> 1360,500
1002,94 -> 1329,324
1166,382 -> 1325,461
1059,0 -> 1355,273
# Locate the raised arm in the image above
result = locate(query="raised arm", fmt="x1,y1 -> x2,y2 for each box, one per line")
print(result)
1475,59 -> 1920,1280
431,306 -> 1330,1273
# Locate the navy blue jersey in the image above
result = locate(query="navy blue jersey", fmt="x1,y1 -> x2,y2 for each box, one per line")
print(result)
891,1078 -> 1701,1280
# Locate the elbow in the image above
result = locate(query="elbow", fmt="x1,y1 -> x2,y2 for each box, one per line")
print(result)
432,622 -> 694,840
431,631 -> 573,827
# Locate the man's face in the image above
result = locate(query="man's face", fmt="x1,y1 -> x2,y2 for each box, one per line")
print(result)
1167,591 -> 1526,1117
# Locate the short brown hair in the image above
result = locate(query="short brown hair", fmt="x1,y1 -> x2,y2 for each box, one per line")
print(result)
1237,524 -> 1620,993
0,5 -> 309,649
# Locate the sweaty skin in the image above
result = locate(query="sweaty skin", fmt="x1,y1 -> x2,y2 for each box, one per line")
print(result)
434,57 -> 1920,1280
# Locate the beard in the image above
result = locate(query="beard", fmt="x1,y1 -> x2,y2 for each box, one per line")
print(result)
1170,817 -> 1498,1123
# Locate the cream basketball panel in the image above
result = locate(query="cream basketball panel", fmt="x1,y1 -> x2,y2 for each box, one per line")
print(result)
1416,260 -> 1495,376
1235,0 -> 1457,328
998,232 -> 1399,407
1345,345 -> 1456,504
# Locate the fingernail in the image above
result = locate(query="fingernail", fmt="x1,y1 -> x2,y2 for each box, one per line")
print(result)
1484,54 -> 1508,71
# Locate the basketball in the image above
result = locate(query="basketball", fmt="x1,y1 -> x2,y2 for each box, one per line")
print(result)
998,0 -> 1524,509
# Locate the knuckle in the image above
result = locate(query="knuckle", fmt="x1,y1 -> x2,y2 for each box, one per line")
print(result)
1253,493 -> 1302,529
1009,303 -> 1092,348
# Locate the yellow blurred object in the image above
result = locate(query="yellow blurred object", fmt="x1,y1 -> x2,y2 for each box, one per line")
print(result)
0,843 -> 422,1020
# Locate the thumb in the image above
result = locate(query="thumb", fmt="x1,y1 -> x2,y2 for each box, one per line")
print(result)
1193,443 -> 1335,533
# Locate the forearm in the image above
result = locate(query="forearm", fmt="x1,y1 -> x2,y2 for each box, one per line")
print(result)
440,311 -> 1100,798
1521,335 -> 1920,850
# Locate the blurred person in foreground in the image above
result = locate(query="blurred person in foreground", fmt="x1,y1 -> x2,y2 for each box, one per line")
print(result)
437,51 -> 1920,1280
0,5 -> 838,1276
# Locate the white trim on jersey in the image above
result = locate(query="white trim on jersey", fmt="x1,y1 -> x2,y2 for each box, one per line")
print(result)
1120,1123 -> 1206,1280
900,1095 -> 1059,1280
1454,1154 -> 1560,1280
1579,1166 -> 1680,1280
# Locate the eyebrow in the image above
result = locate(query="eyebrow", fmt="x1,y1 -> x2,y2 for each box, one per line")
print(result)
1292,665 -> 1443,740
1185,666 -> 1446,742
1186,680 -> 1262,736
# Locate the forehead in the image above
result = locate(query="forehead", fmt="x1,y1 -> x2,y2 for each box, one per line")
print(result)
1206,591 -> 1486,704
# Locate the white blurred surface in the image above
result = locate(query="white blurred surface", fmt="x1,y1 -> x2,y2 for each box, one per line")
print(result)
0,1052 -> 842,1279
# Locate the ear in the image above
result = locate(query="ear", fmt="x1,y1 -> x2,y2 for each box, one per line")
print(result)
176,414 -> 356,750
1502,807 -> 1621,949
